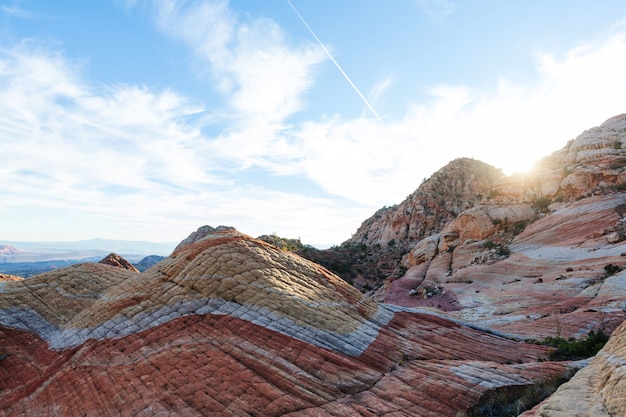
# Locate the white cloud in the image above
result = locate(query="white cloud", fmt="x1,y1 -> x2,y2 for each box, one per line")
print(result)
0,43 -> 213,230
151,0 -> 325,123
280,26 -> 626,207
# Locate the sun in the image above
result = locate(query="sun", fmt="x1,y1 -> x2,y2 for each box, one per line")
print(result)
494,150 -> 541,177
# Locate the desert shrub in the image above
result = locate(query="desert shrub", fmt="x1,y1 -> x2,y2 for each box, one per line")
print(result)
532,197 -> 551,213
609,157 -> 626,170
614,182 -> 626,191
483,240 -> 496,249
605,263 -> 622,277
540,330 -> 609,360
512,221 -> 527,235
496,246 -> 510,256
464,373 -> 572,417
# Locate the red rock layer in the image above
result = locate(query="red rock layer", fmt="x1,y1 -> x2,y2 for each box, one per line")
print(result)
0,311 -> 570,417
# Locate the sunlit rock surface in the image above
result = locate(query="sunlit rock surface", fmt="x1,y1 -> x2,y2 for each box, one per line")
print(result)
0,226 -> 574,416
376,194 -> 626,341
355,115 -> 626,341
0,273 -> 22,282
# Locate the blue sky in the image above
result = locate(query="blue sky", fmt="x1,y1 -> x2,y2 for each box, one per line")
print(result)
1,0 -> 626,248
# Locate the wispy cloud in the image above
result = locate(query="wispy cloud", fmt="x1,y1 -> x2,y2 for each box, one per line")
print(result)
0,5 -> 44,20
277,26 -> 626,206
414,0 -> 457,22
0,42 -> 215,235
151,0 -> 324,123
286,0 -> 384,125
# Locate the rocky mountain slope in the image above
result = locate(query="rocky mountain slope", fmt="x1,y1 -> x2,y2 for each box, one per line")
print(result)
0,226 -> 585,416
307,114 -> 626,294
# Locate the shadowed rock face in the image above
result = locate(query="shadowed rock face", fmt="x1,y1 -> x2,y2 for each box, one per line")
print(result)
0,226 -> 575,416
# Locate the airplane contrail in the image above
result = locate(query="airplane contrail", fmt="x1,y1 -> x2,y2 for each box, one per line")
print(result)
286,0 -> 385,125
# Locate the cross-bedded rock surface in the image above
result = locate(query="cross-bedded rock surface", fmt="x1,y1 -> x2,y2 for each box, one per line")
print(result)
377,193 -> 626,341
1,226 -> 577,416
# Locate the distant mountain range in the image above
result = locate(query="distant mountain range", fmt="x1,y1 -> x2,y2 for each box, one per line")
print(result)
0,238 -> 176,256
0,238 -> 176,277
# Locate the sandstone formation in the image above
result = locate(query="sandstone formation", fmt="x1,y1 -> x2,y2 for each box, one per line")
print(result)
0,273 -> 22,282
496,113 -> 626,202
351,158 -> 505,247
292,115 -> 626,414
321,115 -> 626,293
0,226 -> 578,416
98,252 -> 140,272
0,245 -> 19,255
328,115 -> 626,341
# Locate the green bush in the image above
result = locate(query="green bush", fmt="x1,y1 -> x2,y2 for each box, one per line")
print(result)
483,240 -> 496,249
605,263 -> 622,277
540,330 -> 609,360
496,246 -> 510,256
532,197 -> 551,213
614,182 -> 626,191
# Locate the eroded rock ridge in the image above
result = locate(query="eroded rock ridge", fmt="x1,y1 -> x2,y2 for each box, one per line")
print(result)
0,226 -> 578,416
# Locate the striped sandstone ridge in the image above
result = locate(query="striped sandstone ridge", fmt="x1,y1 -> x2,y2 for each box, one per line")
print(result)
0,226 -> 576,416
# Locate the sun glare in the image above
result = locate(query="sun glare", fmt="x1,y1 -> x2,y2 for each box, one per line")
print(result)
500,157 -> 539,176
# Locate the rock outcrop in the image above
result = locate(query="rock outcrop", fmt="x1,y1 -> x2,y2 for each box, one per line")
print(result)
495,113 -> 626,202
0,245 -> 19,255
0,226 -> 578,416
0,273 -> 22,282
351,158 -> 505,248
298,158 -> 505,291
315,115 -> 626,293
98,252 -> 140,272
